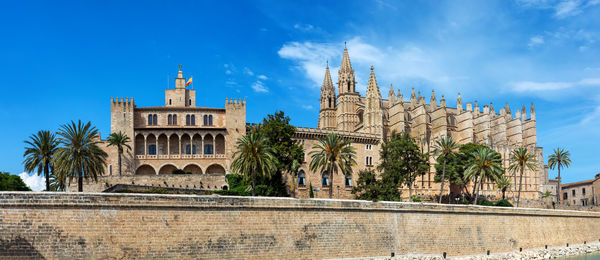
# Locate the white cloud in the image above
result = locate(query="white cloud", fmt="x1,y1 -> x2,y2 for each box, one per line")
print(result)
225,70 -> 232,75
555,0 -> 583,18
18,172 -> 45,191
243,67 -> 254,76
257,75 -> 268,80
301,105 -> 314,110
510,78 -> 600,92
252,81 -> 269,93
293,24 -> 314,32
528,35 -> 545,47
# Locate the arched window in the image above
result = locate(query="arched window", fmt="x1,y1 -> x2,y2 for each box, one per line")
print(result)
321,172 -> 329,186
186,115 -> 190,126
449,115 -> 456,126
328,97 -> 332,108
407,113 -> 412,122
152,114 -> 157,125
208,115 -> 213,126
169,99 -> 172,105
203,115 -> 208,126
148,114 -> 152,125
168,115 -> 172,125
345,174 -> 352,187
148,145 -> 157,155
298,170 -> 306,186
191,115 -> 195,125
185,144 -> 192,154
173,115 -> 177,125
188,99 -> 192,106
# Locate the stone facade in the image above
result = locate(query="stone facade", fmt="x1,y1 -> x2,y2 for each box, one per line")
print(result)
561,174 -> 600,206
299,46 -> 547,200
2,192 -> 600,259
69,65 -> 246,192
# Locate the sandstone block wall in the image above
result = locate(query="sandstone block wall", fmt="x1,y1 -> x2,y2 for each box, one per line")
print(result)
1,192 -> 600,259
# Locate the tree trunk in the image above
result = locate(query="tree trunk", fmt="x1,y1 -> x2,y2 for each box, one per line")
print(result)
473,175 -> 482,205
118,147 -> 122,176
329,167 -> 333,199
439,158 -> 447,203
517,166 -> 524,207
502,189 -> 506,200
290,173 -> 296,198
471,175 -> 479,204
512,170 -> 517,202
251,169 -> 256,196
78,170 -> 83,192
408,173 -> 413,199
44,163 -> 50,192
557,167 -> 561,205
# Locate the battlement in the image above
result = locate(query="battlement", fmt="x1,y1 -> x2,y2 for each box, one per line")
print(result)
110,97 -> 135,109
225,98 -> 246,106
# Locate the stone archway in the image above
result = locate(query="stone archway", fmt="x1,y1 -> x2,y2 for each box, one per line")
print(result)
159,164 -> 178,175
206,164 -> 226,175
183,164 -> 203,174
135,165 -> 156,175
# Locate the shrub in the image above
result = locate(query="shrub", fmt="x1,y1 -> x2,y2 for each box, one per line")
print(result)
495,199 -> 513,207
225,174 -> 245,188
410,195 -> 421,202
172,169 -> 187,175
477,199 -> 495,206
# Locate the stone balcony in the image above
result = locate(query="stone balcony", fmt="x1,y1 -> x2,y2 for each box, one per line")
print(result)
136,154 -> 226,160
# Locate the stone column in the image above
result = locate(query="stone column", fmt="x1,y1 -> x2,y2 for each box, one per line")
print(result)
167,135 -> 170,156
179,135 -> 182,155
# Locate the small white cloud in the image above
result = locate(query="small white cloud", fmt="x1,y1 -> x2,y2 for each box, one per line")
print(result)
293,24 -> 314,32
225,70 -> 232,75
252,81 -> 269,93
301,105 -> 314,110
257,75 -> 268,80
528,36 -> 545,47
554,0 -> 582,18
510,78 -> 600,92
243,67 -> 254,76
18,172 -> 45,191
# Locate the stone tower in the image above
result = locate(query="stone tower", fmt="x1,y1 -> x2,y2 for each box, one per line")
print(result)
318,63 -> 337,129
336,46 -> 360,131
165,65 -> 196,107
363,66 -> 384,136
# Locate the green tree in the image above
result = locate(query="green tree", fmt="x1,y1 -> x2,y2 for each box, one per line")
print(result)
106,131 -> 131,176
379,132 -> 429,198
465,147 -> 504,205
48,170 -> 66,191
496,175 -> 511,200
508,147 -> 538,207
0,172 -> 31,191
23,130 -> 59,191
309,133 -> 356,199
231,128 -> 278,196
53,120 -> 108,192
548,148 -> 572,205
435,143 -> 489,198
432,136 -> 458,203
259,111 -> 304,197
289,159 -> 301,198
351,169 -> 401,202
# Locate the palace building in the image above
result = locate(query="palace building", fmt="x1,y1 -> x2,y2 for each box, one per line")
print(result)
75,47 -> 549,201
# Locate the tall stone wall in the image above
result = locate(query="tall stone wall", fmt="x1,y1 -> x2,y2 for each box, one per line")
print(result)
1,192 -> 600,259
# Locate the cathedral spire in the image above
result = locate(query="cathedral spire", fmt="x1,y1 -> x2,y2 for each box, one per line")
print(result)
388,84 -> 395,103
340,44 -> 353,72
430,89 -> 437,107
410,88 -> 416,105
322,64 -> 334,91
366,66 -> 382,98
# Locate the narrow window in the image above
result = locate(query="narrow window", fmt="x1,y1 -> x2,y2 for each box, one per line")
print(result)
149,145 -> 157,155
322,172 -> 329,186
328,97 -> 332,108
191,115 -> 195,125
192,145 -> 196,154
583,188 -> 586,195
109,165 -> 112,175
564,192 -> 568,200
209,115 -> 213,126
203,115 -> 208,125
186,115 -> 190,126
153,114 -> 157,125
347,82 -> 350,92
365,157 -> 369,165
188,99 -> 191,106
168,115 -> 172,125
345,175 -> 352,187
173,115 -> 177,125
186,144 -> 191,154
204,144 -> 214,154
169,99 -> 172,105
148,115 -> 152,125
298,170 -> 306,186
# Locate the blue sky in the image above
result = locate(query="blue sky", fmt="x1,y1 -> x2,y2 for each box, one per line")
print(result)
1,0 -> 599,190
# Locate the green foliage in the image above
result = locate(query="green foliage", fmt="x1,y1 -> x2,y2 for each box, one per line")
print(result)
495,199 -> 513,207
477,199 -> 495,206
352,169 -> 401,202
225,174 -> 246,188
23,130 -> 58,191
410,195 -> 422,202
432,135 -> 458,203
172,169 -> 189,174
106,131 -> 131,176
52,120 -> 108,192
378,132 -> 428,197
48,171 -> 65,191
309,183 -> 314,198
542,190 -> 552,199
465,147 -> 504,205
309,133 -> 356,198
231,126 -> 278,196
0,172 -> 31,191
434,143 -> 489,192
508,147 -> 538,207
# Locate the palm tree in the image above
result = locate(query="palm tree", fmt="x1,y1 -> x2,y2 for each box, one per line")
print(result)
52,120 -> 108,192
23,130 -> 59,191
309,133 -> 356,199
48,170 -> 66,191
433,136 -> 458,203
496,175 -> 511,200
289,159 -> 301,198
548,148 -> 572,205
465,147 -> 504,205
508,147 -> 538,207
106,131 -> 131,176
231,129 -> 278,196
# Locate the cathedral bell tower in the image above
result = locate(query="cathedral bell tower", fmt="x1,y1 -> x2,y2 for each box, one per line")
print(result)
318,63 -> 337,129
336,45 -> 360,131
363,66 -> 384,136
165,64 -> 196,107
